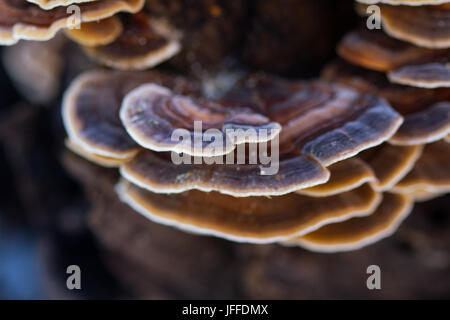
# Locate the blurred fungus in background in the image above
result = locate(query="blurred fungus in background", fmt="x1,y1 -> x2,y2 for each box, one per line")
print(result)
0,0 -> 449,299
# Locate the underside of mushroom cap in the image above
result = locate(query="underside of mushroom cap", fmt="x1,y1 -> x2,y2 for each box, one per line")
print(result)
0,0 -> 144,45
338,29 -> 450,72
388,63 -> 450,88
377,3 -> 450,49
83,13 -> 182,70
286,192 -> 413,253
393,140 -> 450,193
63,69 -> 200,159
116,179 -> 381,244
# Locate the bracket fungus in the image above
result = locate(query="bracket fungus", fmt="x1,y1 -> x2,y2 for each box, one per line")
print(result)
64,69 -> 402,198
116,179 -> 382,244
82,13 -> 182,70
2,0 -> 448,256
286,193 -> 413,253
392,141 -> 450,194
0,0 -> 144,45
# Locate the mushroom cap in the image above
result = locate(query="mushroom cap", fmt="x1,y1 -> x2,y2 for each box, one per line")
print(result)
0,0 -> 144,45
27,0 -> 98,10
338,29 -> 450,72
323,60 -> 450,114
377,3 -> 450,49
390,102 -> 450,145
393,140 -> 450,193
323,61 -> 450,145
286,193 -> 413,253
64,70 -> 402,197
388,63 -> 450,88
62,69 -> 199,159
64,16 -> 123,47
120,83 -> 281,156
120,148 -> 330,197
360,143 -> 424,190
356,0 -> 450,6
296,157 -> 376,197
116,179 -> 381,244
219,74 -> 403,166
65,138 -> 128,167
83,14 -> 182,70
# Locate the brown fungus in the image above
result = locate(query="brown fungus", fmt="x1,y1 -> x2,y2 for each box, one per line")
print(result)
377,3 -> 450,49
392,140 -> 450,193
359,143 -> 424,191
338,29 -> 450,72
120,83 -> 281,157
62,69 -> 199,159
286,193 -> 413,253
323,60 -> 450,145
63,70 -> 402,197
116,179 -> 381,244
120,148 -> 329,197
2,35 -> 65,104
389,102 -> 450,145
64,15 -> 123,47
83,13 -> 182,70
296,157 -> 377,197
388,63 -> 450,88
65,138 -> 128,168
0,0 -> 144,45
219,74 -> 403,166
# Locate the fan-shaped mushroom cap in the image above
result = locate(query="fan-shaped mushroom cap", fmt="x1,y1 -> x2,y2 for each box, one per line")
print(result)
116,179 -> 381,243
356,0 -> 450,6
388,63 -> 450,88
83,14 -> 181,70
2,35 -> 65,104
360,143 -> 423,190
65,16 -> 122,47
120,83 -> 281,157
27,0 -> 98,10
323,61 -> 450,145
120,149 -> 329,197
296,157 -> 376,197
390,102 -> 450,145
0,0 -> 144,45
65,138 -> 127,167
285,193 -> 413,253
377,3 -> 450,49
62,70 -> 403,197
338,29 -> 450,72
62,69 -> 199,159
393,140 -> 450,193
219,75 -> 403,166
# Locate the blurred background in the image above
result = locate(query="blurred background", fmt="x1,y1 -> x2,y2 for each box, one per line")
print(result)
0,0 -> 449,299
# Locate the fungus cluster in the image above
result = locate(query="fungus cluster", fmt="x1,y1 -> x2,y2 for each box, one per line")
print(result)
2,0 -> 449,253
